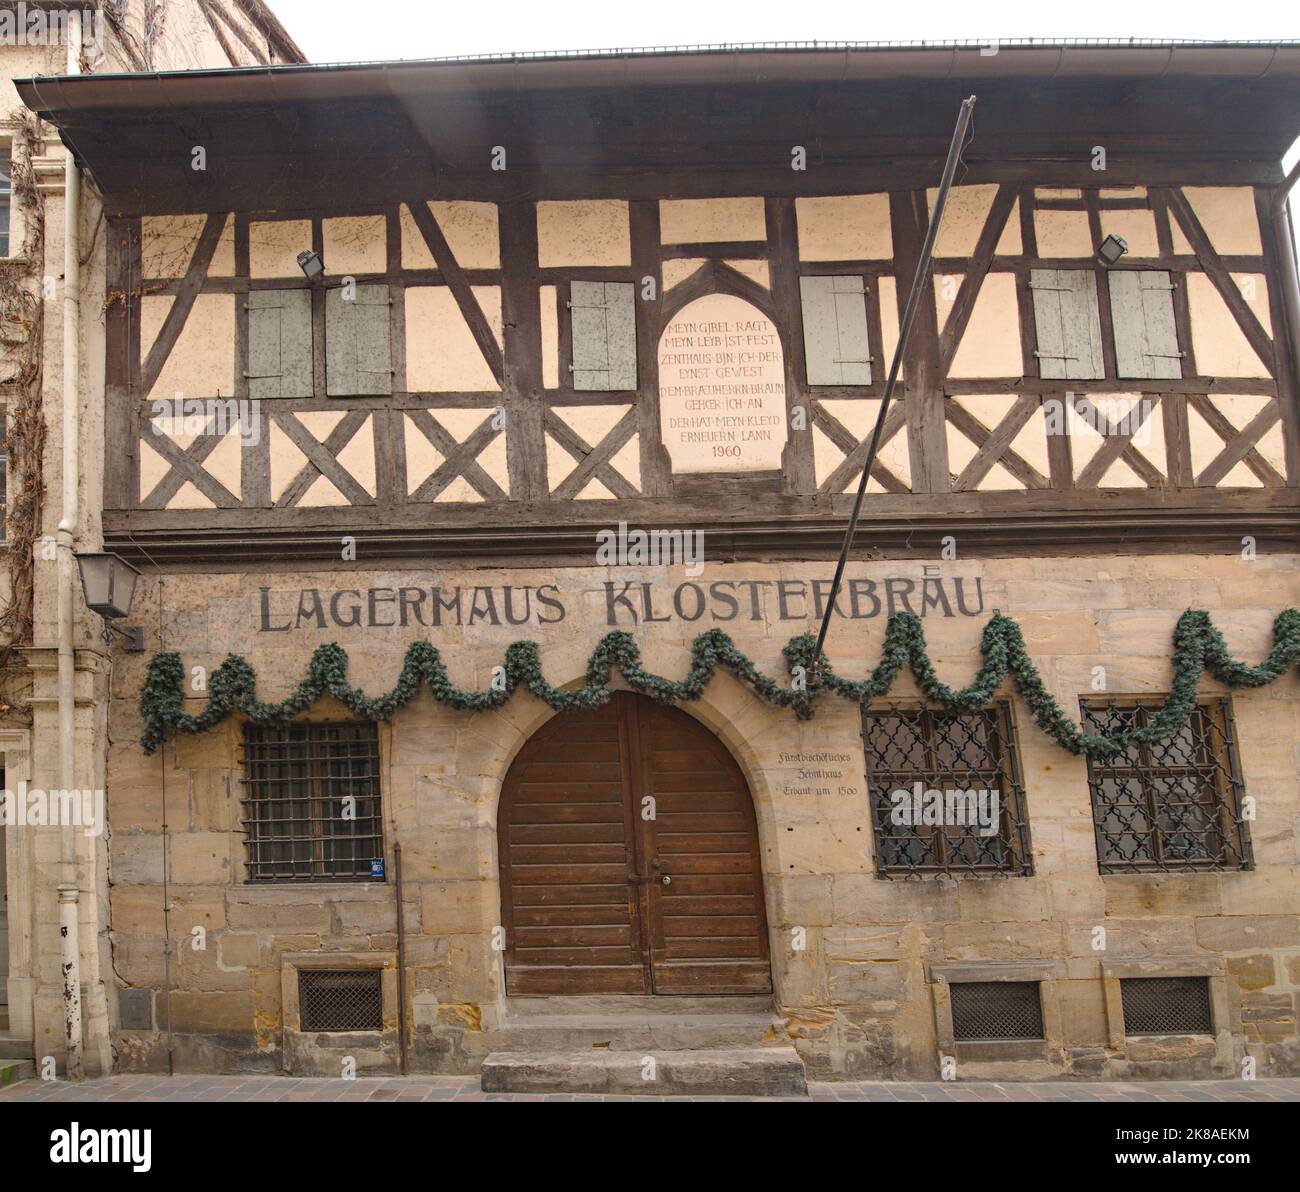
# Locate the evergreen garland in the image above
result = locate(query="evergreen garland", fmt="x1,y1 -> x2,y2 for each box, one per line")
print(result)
139,608 -> 1300,759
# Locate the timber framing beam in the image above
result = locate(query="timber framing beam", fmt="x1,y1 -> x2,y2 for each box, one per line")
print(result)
103,498 -> 1300,567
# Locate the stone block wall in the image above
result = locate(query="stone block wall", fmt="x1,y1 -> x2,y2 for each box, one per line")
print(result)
105,552 -> 1300,1078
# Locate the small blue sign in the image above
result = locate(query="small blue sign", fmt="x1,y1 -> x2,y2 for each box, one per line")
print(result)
370,859 -> 385,879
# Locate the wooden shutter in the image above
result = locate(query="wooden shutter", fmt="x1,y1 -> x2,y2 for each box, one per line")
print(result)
247,290 -> 313,398
325,284 -> 392,396
800,275 -> 872,384
1029,269 -> 1104,380
570,280 -> 636,391
1108,270 -> 1182,379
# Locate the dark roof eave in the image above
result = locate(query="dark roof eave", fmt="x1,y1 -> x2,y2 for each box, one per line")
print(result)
15,41 -> 1300,117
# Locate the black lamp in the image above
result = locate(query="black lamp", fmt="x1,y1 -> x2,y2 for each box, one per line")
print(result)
1095,234 -> 1129,268
297,249 -> 325,281
76,552 -> 144,651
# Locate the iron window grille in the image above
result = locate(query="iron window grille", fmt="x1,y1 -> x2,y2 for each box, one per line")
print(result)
1080,698 -> 1251,874
862,702 -> 1032,878
1120,976 -> 1213,1036
298,969 -> 383,1032
950,981 -> 1045,1041
240,722 -> 384,883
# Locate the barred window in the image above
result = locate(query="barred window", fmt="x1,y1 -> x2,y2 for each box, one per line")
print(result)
1080,698 -> 1250,874
863,703 -> 1032,878
240,722 -> 384,882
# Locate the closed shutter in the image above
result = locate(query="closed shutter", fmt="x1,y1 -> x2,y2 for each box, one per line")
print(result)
1108,270 -> 1182,379
1029,269 -> 1104,380
800,275 -> 872,384
570,280 -> 636,391
326,284 -> 392,396
247,290 -> 313,398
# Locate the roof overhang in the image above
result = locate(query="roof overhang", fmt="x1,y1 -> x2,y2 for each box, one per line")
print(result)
16,42 -> 1300,215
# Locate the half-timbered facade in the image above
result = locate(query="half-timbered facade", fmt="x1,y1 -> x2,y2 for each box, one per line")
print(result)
16,41 -> 1300,1084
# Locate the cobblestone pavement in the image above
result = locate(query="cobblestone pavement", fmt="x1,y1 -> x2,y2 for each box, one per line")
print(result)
1,1075 -> 1298,1101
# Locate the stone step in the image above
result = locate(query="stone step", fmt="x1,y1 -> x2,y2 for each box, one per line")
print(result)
1,1059 -> 35,1087
506,994 -> 775,1017
496,1012 -> 783,1053
0,1035 -> 33,1061
498,995 -> 787,1052
481,1047 -> 808,1097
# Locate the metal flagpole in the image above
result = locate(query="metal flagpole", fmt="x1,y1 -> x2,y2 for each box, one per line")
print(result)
810,95 -> 977,670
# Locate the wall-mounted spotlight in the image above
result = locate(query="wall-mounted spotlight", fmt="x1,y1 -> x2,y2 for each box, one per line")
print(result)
297,249 -> 325,281
1095,234 -> 1129,268
76,551 -> 144,651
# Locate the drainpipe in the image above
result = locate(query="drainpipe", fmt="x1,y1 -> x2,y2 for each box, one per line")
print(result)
56,7 -> 84,1081
1270,159 -> 1300,477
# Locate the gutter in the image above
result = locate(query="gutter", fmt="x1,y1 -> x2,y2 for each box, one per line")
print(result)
13,41 -> 1300,116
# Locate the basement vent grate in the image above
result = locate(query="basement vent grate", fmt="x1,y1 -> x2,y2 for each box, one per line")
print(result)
298,969 -> 383,1032
949,980 -> 1044,1041
1121,976 -> 1213,1036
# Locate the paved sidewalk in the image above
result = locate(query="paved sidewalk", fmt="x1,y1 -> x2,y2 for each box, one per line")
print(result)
1,1075 -> 1298,1102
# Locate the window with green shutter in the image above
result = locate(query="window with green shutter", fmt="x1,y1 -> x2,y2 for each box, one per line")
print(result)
1108,270 -> 1182,379
799,275 -> 872,385
325,284 -> 392,397
1029,269 -> 1104,380
247,289 -> 313,398
570,280 -> 636,391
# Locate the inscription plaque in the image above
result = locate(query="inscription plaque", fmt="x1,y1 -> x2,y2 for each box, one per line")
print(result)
657,293 -> 788,474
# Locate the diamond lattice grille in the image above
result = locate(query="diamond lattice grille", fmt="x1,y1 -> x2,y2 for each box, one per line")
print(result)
950,981 -> 1045,1041
862,703 -> 1032,878
1121,977 -> 1213,1036
298,969 -> 383,1032
1080,698 -> 1251,874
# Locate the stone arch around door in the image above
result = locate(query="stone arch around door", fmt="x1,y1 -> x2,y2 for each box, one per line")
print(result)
497,691 -> 773,996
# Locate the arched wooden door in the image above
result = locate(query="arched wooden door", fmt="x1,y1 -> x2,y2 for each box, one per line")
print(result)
498,692 -> 772,996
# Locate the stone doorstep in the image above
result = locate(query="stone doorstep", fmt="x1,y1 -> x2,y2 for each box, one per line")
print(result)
0,1035 -> 34,1062
1,1059 -> 36,1087
504,994 -> 777,1017
480,1047 -> 809,1097
495,995 -> 788,1052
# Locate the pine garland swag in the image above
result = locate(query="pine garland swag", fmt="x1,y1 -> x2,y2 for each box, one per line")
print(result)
139,608 -> 1300,759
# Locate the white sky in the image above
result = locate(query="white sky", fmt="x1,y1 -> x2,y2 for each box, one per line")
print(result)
266,0 -> 1295,63
263,0 -> 1297,171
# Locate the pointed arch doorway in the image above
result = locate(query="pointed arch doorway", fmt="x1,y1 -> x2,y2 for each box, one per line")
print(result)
498,692 -> 772,996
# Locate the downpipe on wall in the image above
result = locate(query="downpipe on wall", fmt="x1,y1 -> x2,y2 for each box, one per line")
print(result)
1271,156 -> 1300,485
56,8 -> 84,1081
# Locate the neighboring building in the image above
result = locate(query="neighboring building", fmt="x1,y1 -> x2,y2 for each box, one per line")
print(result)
11,41 -> 1300,1085
1,0 -> 303,1080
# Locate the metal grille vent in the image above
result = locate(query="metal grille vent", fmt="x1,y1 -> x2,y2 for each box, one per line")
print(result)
298,969 -> 383,1032
1121,977 -> 1213,1036
950,981 -> 1044,1041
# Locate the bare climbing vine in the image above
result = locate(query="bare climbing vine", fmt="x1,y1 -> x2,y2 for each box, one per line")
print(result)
0,111 -> 49,717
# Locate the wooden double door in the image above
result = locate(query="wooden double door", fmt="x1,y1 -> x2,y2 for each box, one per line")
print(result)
498,692 -> 772,995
